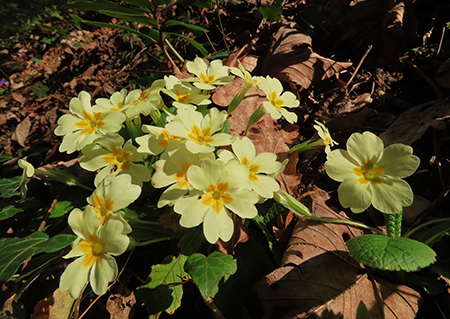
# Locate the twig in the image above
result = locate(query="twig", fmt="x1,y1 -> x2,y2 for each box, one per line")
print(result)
204,296 -> 226,319
347,45 -> 372,87
437,26 -> 446,56
78,249 -> 135,319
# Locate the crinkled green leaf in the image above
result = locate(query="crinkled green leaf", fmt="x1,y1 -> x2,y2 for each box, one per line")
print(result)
99,10 -> 157,27
164,20 -> 209,32
258,6 -> 283,21
184,251 -> 237,299
178,227 -> 204,256
121,0 -> 151,9
0,205 -> 24,220
136,254 -> 187,318
346,234 -> 436,272
64,0 -> 147,14
0,175 -> 21,198
0,232 -> 76,282
49,201 -> 73,219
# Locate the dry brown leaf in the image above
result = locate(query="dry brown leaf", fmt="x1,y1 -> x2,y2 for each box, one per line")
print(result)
254,186 -> 421,319
48,289 -> 74,319
435,57 -> 450,88
382,2 -> 405,66
261,25 -> 352,89
379,100 -> 450,145
216,215 -> 255,254
106,290 -> 136,319
11,115 -> 32,147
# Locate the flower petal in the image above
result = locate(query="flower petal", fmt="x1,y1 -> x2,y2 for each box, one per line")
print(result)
346,131 -> 384,165
224,189 -> 259,218
371,178 -> 414,214
325,149 -> 360,182
377,144 -> 420,178
90,254 -> 118,296
175,195 -> 209,227
203,207 -> 233,243
337,177 -> 372,213
59,256 -> 91,298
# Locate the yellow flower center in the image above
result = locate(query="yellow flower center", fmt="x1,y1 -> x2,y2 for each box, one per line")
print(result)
129,91 -> 150,106
201,183 -> 233,214
175,90 -> 194,104
158,129 -> 182,148
75,111 -> 105,135
241,157 -> 260,181
268,91 -> 284,110
78,233 -> 106,267
172,162 -> 191,188
102,146 -> 132,173
199,73 -> 215,85
92,194 -> 115,225
187,125 -> 214,145
353,159 -> 385,185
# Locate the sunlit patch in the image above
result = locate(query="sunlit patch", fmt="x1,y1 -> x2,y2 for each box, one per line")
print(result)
75,111 -> 105,135
353,159 -> 385,185
187,125 -> 214,145
201,182 -> 233,214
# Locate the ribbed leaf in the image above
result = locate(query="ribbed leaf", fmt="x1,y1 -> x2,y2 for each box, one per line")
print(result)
346,234 -> 436,272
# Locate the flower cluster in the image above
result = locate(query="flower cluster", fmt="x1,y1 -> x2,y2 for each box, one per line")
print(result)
60,175 -> 140,298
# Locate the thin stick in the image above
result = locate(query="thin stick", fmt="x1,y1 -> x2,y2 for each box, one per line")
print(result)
78,249 -> 135,319
347,45 -> 373,87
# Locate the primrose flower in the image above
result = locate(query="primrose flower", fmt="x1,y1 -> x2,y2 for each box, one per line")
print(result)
218,137 -> 283,198
229,61 -> 259,88
80,134 -> 151,187
59,207 -> 129,298
174,159 -> 259,243
86,174 -> 141,232
313,120 -> 338,154
152,141 -> 213,208
94,89 -> 142,116
165,107 -> 235,154
124,79 -> 165,119
185,57 -> 234,90
17,158 -> 35,201
163,75 -> 211,109
136,125 -> 182,156
54,91 -> 126,154
325,131 -> 420,214
257,76 -> 299,124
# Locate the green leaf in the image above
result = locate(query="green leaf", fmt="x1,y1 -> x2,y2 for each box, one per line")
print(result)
153,0 -> 172,5
136,254 -> 187,318
346,234 -> 436,272
49,201 -> 73,219
70,15 -> 159,44
185,252 -> 237,299
64,0 -> 147,15
32,86 -> 49,98
164,20 -> 209,32
258,6 -> 283,21
0,232 -> 76,282
166,32 -> 208,57
0,205 -> 24,221
0,175 -> 21,198
178,227 -> 204,256
356,300 -> 371,319
120,0 -> 152,9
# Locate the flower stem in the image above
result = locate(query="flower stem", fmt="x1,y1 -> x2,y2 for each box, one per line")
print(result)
133,235 -> 181,247
307,216 -> 385,235
384,211 -> 402,238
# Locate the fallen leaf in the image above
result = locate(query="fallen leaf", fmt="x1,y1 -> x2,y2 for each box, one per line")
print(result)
379,100 -> 450,145
11,92 -> 26,105
254,186 -> 421,318
48,289 -> 74,319
106,290 -> 136,319
260,25 -> 352,89
435,57 -> 450,88
11,115 -> 32,147
382,2 -> 405,66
